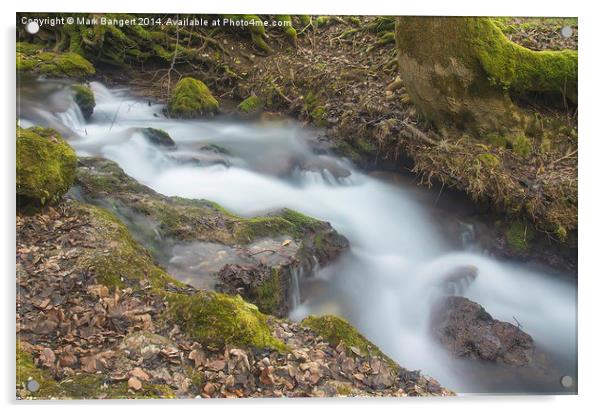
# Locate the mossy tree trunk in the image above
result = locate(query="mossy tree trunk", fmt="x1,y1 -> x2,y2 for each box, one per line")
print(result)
394,17 -> 577,139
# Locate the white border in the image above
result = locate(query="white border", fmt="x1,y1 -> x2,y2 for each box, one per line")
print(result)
2,1 -> 600,412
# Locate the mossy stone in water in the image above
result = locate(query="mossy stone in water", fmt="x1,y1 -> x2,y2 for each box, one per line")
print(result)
167,291 -> 286,351
141,127 -> 176,147
167,77 -> 219,118
72,84 -> 95,120
17,126 -> 77,206
237,95 -> 263,114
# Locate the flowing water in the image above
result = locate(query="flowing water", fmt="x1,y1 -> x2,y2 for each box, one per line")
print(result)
17,78 -> 577,394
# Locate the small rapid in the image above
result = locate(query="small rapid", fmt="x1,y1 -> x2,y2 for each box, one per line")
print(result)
17,78 -> 577,394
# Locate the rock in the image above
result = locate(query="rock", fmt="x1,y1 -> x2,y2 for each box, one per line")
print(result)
17,126 -> 77,206
430,296 -> 535,366
72,84 -> 95,119
167,77 -> 219,118
237,95 -> 263,115
141,128 -> 176,148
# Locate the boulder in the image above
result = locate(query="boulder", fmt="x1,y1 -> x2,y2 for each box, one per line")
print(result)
71,84 -> 95,119
167,77 -> 219,118
430,296 -> 535,366
17,126 -> 77,206
141,127 -> 176,148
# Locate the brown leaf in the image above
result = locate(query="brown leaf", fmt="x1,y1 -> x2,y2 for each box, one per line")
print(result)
130,367 -> 150,382
38,347 -> 56,368
128,377 -> 142,391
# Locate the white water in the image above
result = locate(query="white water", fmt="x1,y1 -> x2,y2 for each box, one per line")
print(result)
18,79 -> 577,394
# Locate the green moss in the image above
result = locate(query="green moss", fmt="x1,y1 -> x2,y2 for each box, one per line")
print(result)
234,216 -> 297,244
168,77 -> 219,118
71,84 -> 95,119
275,15 -> 297,40
17,43 -> 95,78
17,344 -> 61,399
141,128 -> 176,147
17,126 -> 77,206
237,95 -> 263,113
226,15 -> 271,52
58,374 -> 176,399
75,203 -> 184,291
510,134 -> 533,157
336,384 -> 352,396
254,267 -> 282,315
476,153 -> 501,168
472,18 -> 577,101
311,106 -> 328,127
505,220 -> 534,252
167,291 -> 286,351
17,342 -> 175,399
302,315 -> 398,370
315,16 -> 334,28
279,208 -> 321,231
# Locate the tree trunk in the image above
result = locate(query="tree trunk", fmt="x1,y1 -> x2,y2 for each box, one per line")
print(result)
394,17 -> 577,138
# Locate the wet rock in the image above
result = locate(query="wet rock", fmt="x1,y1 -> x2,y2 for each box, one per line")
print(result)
141,128 -> 176,148
430,296 -> 535,366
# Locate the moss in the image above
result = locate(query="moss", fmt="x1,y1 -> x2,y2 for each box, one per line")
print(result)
509,134 -> 533,157
71,84 -> 95,119
315,16 -> 334,28
167,77 -> 219,118
17,43 -> 95,78
302,315 -> 398,370
476,153 -> 501,168
275,15 -> 297,41
505,220 -> 534,252
310,106 -> 328,127
74,203 -> 184,292
279,208 -> 321,231
57,374 -> 176,399
254,267 -> 282,315
336,384 -> 353,396
17,342 -> 176,399
472,18 -> 577,101
17,344 -> 61,399
167,291 -> 286,351
237,95 -> 263,114
226,15 -> 271,52
234,216 -> 297,244
141,127 -> 176,147
16,126 -> 77,206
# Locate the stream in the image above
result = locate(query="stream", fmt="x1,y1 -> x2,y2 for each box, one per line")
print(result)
17,78 -> 577,395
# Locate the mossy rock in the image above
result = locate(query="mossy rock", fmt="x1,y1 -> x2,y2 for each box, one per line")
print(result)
16,42 -> 95,79
73,202 -> 184,292
301,315 -> 398,371
167,291 -> 286,351
141,127 -> 176,147
167,77 -> 219,118
71,84 -> 95,120
237,95 -> 263,114
16,126 -> 77,206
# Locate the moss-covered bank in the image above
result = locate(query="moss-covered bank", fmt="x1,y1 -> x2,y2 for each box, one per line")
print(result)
17,42 -> 95,79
